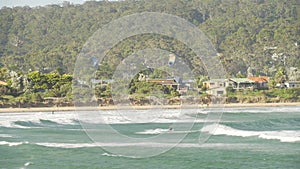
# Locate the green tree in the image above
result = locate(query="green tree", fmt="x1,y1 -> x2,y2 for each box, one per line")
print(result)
0,68 -> 9,81
196,76 -> 209,89
274,68 -> 286,84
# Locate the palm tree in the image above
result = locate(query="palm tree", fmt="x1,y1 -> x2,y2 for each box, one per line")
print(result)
274,68 -> 286,87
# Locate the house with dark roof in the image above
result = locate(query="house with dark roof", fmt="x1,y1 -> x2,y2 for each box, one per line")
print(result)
229,78 -> 255,90
148,79 -> 180,90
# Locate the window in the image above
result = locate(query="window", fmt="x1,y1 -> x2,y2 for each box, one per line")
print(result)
217,91 -> 224,95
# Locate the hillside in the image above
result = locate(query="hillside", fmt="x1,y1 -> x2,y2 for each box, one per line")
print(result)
0,0 -> 299,77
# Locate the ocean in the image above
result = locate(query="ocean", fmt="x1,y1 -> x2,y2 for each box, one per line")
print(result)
0,106 -> 299,169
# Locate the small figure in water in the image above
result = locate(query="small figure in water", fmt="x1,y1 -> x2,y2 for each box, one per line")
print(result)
169,126 -> 173,131
51,111 -> 54,114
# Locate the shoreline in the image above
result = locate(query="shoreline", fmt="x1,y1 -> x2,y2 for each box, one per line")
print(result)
0,102 -> 299,113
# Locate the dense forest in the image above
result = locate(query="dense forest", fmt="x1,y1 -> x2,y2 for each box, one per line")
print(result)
0,0 -> 299,107
0,0 -> 299,75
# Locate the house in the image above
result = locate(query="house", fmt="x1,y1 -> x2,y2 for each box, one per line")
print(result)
148,79 -> 180,91
90,79 -> 114,84
178,79 -> 197,94
229,78 -> 255,90
181,79 -> 196,89
203,79 -> 228,96
284,81 -> 300,88
90,79 -> 114,88
248,76 -> 269,90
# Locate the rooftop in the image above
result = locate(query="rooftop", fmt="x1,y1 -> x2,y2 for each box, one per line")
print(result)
248,76 -> 269,83
285,81 -> 300,83
148,79 -> 179,85
204,79 -> 227,83
229,78 -> 254,83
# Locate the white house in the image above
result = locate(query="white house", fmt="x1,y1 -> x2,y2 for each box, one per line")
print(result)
285,81 -> 300,88
203,79 -> 228,96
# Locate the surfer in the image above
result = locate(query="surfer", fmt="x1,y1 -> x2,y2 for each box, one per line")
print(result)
169,126 -> 173,131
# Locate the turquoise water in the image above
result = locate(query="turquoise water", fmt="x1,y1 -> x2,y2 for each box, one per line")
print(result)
0,107 -> 299,169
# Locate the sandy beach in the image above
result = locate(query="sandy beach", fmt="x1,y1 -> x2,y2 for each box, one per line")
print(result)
0,102 -> 299,113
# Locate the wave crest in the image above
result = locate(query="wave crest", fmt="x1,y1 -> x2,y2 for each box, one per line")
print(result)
202,124 -> 300,143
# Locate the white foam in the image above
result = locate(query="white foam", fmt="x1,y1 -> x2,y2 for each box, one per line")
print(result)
35,142 -> 168,148
77,109 -> 197,124
0,107 -> 288,127
202,124 -> 300,143
136,128 -> 171,134
0,107 -> 299,127
102,153 -> 125,157
35,142 -> 99,148
0,111 -> 77,128
36,142 -> 169,148
0,141 -> 28,146
220,106 -> 300,114
258,131 -> 300,143
0,134 -> 14,138
136,128 -> 200,135
34,141 -> 256,150
202,124 -> 258,137
24,162 -> 33,166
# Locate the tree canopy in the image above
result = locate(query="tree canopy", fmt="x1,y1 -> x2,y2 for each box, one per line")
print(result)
0,0 -> 298,77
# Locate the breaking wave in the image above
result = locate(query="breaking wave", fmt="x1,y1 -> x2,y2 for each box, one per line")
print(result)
0,112 -> 78,128
0,141 -> 28,146
135,128 -> 200,135
202,124 -> 300,143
